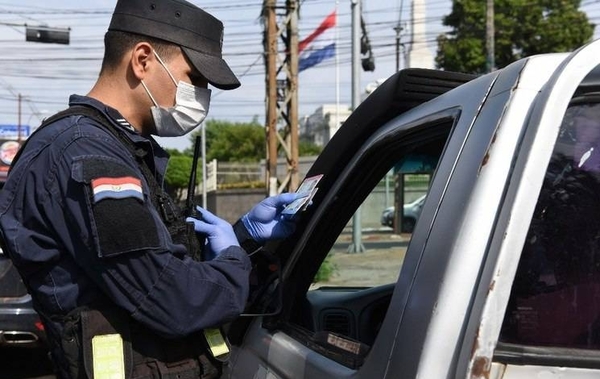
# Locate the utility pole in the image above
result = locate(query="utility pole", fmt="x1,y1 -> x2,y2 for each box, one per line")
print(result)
264,0 -> 279,195
394,0 -> 405,72
262,0 -> 300,195
394,25 -> 402,72
348,0 -> 365,253
486,0 -> 495,73
17,93 -> 22,141
287,0 -> 300,192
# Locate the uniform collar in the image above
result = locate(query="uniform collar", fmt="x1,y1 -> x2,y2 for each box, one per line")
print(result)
67,95 -> 171,170
68,95 -> 162,146
68,94 -> 137,133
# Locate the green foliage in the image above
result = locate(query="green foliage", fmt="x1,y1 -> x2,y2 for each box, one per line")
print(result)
299,140 -> 323,156
165,118 -> 323,195
165,148 -> 185,156
313,256 -> 338,283
190,119 -> 266,162
436,0 -> 594,73
164,155 -> 199,202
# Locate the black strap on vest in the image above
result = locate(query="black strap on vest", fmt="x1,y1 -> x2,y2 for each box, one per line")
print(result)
12,105 -> 203,261
59,303 -> 220,379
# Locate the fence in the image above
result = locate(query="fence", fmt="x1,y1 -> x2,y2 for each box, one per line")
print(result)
198,169 -> 430,228
206,156 -> 319,189
216,162 -> 263,188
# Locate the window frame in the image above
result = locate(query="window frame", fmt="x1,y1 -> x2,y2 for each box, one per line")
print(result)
264,110 -> 462,366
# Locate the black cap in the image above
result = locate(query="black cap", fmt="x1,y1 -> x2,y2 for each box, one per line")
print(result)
108,0 -> 240,90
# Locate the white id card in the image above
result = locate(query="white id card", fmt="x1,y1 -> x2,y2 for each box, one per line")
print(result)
282,174 -> 323,215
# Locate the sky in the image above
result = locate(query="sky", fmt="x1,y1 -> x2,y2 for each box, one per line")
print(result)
0,0 -> 599,151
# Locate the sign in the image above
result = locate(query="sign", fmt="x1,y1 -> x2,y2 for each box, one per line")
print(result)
0,139 -> 22,181
0,125 -> 31,139
206,159 -> 218,192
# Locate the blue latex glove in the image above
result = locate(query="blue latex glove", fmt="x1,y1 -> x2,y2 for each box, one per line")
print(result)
186,207 -> 240,260
241,193 -> 306,243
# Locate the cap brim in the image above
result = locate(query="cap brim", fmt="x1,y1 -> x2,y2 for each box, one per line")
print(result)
182,47 -> 240,90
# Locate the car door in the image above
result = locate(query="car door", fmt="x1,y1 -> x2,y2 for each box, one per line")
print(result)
224,39 -> 600,379
458,40 -> 600,378
223,65 -> 488,378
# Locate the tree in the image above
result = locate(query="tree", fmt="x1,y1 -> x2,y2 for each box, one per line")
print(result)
436,0 -> 594,74
299,140 -> 323,156
172,119 -> 323,192
189,118 -> 324,162
190,119 -> 266,162
164,154 -> 198,203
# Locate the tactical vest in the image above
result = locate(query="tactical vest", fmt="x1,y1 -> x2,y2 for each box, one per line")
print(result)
11,106 -> 221,379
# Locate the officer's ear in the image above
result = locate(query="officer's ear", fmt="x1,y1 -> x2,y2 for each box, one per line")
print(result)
130,42 -> 154,81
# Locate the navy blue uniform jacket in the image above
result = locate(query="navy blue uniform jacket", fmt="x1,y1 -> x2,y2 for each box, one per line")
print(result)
0,95 -> 252,342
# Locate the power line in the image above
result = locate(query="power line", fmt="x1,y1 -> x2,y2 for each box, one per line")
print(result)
0,0 -> 597,133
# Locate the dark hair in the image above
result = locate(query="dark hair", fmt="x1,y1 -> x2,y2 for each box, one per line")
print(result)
100,30 -> 180,74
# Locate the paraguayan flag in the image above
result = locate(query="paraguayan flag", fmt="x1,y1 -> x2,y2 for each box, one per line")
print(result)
299,10 -> 336,72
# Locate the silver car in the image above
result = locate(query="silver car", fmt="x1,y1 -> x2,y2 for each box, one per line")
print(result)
0,246 -> 46,347
380,194 -> 426,232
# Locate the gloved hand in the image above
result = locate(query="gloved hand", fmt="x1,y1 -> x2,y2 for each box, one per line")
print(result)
241,192 -> 306,243
186,207 -> 240,260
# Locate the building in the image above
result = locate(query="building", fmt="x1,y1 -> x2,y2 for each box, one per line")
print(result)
406,0 -> 435,69
300,104 -> 351,146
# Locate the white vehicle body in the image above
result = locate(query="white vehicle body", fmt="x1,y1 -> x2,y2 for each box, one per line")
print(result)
224,39 -> 600,379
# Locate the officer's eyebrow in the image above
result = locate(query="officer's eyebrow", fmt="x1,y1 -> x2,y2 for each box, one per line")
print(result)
189,69 -> 208,86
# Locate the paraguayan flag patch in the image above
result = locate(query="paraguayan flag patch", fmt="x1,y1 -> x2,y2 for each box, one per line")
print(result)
91,176 -> 143,203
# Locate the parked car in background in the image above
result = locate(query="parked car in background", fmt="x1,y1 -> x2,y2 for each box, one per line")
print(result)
380,194 -> 426,232
223,39 -> 600,378
0,245 -> 46,347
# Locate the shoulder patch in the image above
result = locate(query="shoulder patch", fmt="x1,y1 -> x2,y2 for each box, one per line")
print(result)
71,156 -> 161,258
81,157 -> 136,182
91,176 -> 143,203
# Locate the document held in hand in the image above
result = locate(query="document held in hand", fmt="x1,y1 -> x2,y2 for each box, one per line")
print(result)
282,174 -> 323,215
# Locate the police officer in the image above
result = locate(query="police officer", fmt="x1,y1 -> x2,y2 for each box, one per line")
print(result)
0,1 -> 301,378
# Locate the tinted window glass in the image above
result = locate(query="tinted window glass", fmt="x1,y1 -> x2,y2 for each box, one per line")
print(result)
286,119 -> 453,355
311,173 -> 430,289
501,100 -> 600,349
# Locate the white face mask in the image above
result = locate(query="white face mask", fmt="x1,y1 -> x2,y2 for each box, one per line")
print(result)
141,50 -> 211,137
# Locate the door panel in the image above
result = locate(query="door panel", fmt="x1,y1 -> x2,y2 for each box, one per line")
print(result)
226,111 -> 467,378
227,41 -> 600,379
224,64 -> 499,378
228,322 -> 357,379
464,41 -> 600,378
225,69 -> 493,379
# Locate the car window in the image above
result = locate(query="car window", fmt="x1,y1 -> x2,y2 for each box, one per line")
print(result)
282,117 -> 455,363
311,173 -> 431,289
500,99 -> 600,349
